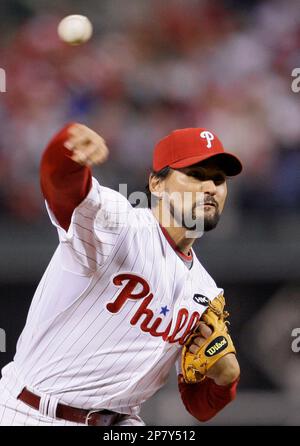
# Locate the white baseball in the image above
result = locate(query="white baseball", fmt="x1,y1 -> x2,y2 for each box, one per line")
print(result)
57,15 -> 93,45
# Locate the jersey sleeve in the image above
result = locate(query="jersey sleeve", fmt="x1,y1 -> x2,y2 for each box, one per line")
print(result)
175,343 -> 238,422
178,374 -> 239,422
40,123 -> 133,276
46,177 -> 132,275
40,122 -> 93,232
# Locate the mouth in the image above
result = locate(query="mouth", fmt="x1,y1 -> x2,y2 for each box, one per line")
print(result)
204,202 -> 216,208
193,202 -> 217,216
193,198 -> 218,214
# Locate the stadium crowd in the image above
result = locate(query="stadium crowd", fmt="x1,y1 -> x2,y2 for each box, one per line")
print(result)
0,0 -> 299,222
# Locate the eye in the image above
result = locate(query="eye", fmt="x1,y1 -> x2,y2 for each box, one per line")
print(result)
185,169 -> 226,184
187,171 -> 206,180
213,175 -> 226,185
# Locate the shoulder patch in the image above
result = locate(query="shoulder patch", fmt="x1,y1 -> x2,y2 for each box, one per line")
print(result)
193,294 -> 210,306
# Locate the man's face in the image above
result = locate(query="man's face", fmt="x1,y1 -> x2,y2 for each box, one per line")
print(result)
158,159 -> 228,233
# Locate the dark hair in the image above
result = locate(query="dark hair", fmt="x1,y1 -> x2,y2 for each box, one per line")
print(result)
145,167 -> 170,208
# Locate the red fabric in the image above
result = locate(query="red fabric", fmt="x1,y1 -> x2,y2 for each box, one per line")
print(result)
178,375 -> 239,422
159,225 -> 193,261
152,127 -> 242,176
40,123 -> 92,231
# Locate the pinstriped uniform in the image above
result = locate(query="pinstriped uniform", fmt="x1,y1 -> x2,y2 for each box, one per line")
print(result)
0,177 -> 223,425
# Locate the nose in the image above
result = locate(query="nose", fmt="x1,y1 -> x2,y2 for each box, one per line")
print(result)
200,179 -> 217,195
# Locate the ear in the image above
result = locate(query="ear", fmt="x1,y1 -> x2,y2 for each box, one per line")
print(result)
149,174 -> 165,199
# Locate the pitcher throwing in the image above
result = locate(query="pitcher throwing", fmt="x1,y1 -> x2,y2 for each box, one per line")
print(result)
0,123 -> 242,426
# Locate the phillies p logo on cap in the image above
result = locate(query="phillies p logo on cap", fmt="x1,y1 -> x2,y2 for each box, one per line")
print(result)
152,127 -> 242,176
200,131 -> 214,148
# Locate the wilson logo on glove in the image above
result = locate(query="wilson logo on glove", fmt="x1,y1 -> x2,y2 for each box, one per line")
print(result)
205,336 -> 228,357
193,294 -> 210,306
181,295 -> 236,384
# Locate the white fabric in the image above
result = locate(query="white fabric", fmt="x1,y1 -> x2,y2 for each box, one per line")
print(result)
0,177 -> 223,424
0,379 -> 144,426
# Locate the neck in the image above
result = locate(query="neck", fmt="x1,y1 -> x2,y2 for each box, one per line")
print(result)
151,203 -> 197,255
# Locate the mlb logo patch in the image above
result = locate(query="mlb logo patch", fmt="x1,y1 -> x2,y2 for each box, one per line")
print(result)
193,294 -> 210,306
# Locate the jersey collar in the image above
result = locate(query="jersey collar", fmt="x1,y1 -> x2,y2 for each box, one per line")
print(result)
159,225 -> 193,262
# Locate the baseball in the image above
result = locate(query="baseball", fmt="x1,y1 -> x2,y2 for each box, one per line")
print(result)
57,14 -> 93,45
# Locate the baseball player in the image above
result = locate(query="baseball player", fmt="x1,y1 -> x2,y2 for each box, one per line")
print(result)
0,123 -> 242,426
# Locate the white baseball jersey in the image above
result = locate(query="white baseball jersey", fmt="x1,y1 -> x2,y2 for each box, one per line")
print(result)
0,177 -> 223,418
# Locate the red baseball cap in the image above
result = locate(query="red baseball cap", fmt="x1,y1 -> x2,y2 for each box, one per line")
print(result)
153,128 -> 242,176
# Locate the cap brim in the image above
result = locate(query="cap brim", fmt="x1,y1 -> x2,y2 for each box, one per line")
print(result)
169,152 -> 243,176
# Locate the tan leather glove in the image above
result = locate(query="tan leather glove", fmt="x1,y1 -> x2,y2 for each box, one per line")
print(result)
181,294 -> 236,384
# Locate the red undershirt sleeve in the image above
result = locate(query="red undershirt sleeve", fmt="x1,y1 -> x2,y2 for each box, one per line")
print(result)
178,375 -> 239,422
40,123 -> 92,232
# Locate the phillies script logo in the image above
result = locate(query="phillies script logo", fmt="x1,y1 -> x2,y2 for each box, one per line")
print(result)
106,273 -> 200,345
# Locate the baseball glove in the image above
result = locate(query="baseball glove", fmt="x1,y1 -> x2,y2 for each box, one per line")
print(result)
181,294 -> 236,384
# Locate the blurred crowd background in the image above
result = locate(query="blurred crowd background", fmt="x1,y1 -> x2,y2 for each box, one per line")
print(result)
0,0 -> 299,425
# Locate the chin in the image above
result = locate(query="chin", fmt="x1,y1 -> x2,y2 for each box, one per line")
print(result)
204,216 -> 220,232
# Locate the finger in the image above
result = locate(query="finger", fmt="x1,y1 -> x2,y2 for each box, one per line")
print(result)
193,336 -> 206,348
65,138 -> 88,155
71,144 -> 109,166
70,143 -> 98,162
69,124 -> 106,143
70,152 -> 88,165
68,123 -> 91,137
189,344 -> 200,354
67,125 -> 87,141
68,135 -> 108,157
198,322 -> 212,339
64,140 -> 75,151
72,142 -> 98,158
87,150 -> 109,165
67,134 -> 92,149
89,142 -> 109,157
73,142 -> 108,163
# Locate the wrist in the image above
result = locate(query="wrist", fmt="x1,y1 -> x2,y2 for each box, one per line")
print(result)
212,371 -> 240,387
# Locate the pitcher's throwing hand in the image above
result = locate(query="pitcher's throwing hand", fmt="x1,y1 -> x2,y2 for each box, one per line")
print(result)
64,123 -> 109,166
